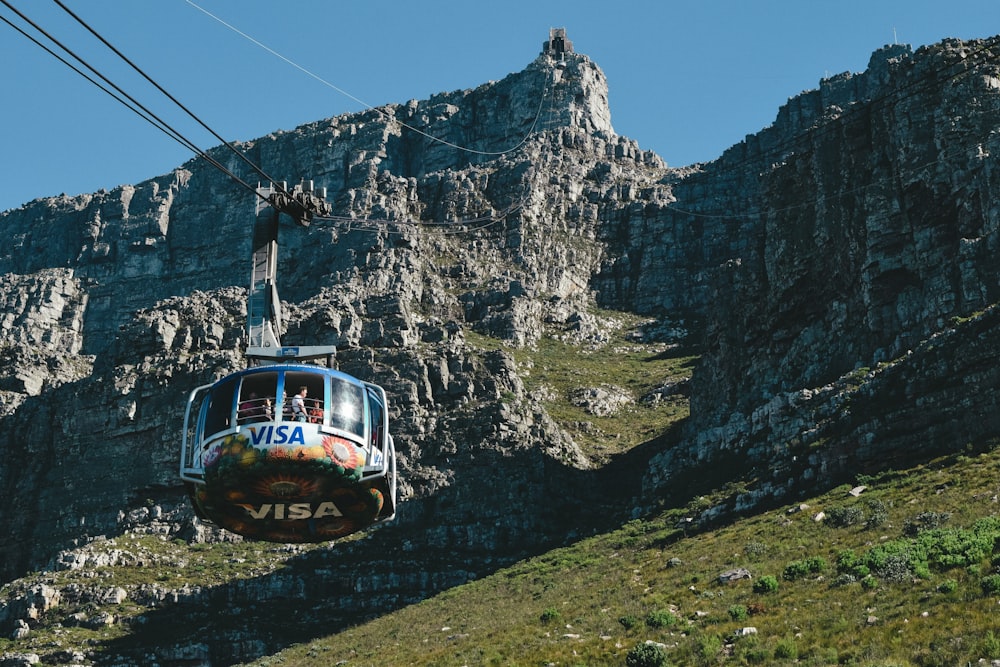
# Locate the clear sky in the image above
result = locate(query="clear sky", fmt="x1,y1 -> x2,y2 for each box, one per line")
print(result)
2,0 -> 999,213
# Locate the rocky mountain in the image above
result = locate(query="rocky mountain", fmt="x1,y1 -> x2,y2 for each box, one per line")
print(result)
3,29 -> 1000,665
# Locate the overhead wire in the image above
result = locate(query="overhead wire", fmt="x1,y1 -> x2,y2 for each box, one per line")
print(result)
180,0 -> 555,235
49,0 -> 287,203
6,0 -> 554,234
0,11 -> 198,160
184,0 -> 546,157
2,8 -> 998,550
0,0 -> 266,203
15,0 -> 988,238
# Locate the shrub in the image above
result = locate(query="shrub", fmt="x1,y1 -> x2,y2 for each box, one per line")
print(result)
539,608 -> 560,623
864,541 -> 914,582
753,575 -> 779,594
783,556 -> 826,581
734,635 -> 769,664
743,541 -> 767,560
696,634 -> 722,662
646,610 -> 678,629
625,642 -> 668,667
782,560 -> 810,581
919,520 -> 1000,570
826,506 -> 865,528
982,631 -> 1000,660
620,614 -> 642,630
980,574 -> 1000,596
832,573 -> 857,587
836,549 -> 870,579
937,578 -> 958,593
727,604 -> 748,621
774,637 -> 799,660
864,499 -> 889,529
903,511 -> 952,536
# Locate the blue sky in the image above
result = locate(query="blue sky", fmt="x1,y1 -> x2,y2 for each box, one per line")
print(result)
2,0 -> 999,213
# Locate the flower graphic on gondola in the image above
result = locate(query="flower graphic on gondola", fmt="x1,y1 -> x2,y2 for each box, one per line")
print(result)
251,472 -> 320,499
322,435 -> 364,469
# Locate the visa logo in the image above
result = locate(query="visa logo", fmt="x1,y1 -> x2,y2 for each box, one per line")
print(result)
247,425 -> 306,446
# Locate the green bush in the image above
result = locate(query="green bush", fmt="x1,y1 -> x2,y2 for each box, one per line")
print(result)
864,499 -> 889,529
982,631 -> 1000,659
753,575 -> 779,594
646,609 -> 678,628
727,604 -> 748,621
625,642 -> 668,667
980,574 -> 1000,596
734,635 -> 769,664
826,506 -> 865,528
782,560 -> 810,581
619,614 -> 641,630
903,511 -> 952,536
783,556 -> 826,581
696,634 -> 722,662
836,549 -> 870,579
539,608 -> 560,623
774,637 -> 799,660
937,578 -> 958,593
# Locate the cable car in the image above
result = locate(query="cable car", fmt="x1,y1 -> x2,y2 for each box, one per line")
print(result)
179,182 -> 397,542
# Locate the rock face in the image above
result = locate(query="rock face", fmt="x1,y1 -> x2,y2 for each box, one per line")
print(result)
3,31 -> 1000,664
0,44 -> 654,591
639,39 -> 1000,511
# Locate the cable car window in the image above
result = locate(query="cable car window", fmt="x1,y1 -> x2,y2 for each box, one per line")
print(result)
366,386 -> 385,450
330,378 -> 365,436
204,375 -> 238,437
183,387 -> 210,471
237,371 -> 278,424
283,371 -> 325,424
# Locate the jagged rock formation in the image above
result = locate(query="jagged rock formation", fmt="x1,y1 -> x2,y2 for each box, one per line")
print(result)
3,30 -> 1000,665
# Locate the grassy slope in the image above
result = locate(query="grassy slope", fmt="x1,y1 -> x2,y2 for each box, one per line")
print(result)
241,448 -> 1000,667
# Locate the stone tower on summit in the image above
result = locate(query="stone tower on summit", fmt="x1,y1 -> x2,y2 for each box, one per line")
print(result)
542,27 -> 573,57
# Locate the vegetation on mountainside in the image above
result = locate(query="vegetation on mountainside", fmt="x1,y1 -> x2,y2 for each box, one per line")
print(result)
239,446 -> 1000,667
468,309 -> 696,462
4,446 -> 1000,666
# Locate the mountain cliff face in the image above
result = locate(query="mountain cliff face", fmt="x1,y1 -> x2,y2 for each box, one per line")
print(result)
3,31 -> 1000,665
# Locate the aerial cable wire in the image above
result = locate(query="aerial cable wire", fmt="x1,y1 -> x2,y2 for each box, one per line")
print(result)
183,0 -> 549,157
24,0 -> 551,232
0,12 -> 199,155
49,0 -> 285,202
0,0 -> 263,203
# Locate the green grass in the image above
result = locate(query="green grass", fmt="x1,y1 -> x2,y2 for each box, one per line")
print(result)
467,309 -> 696,462
222,449 -> 1000,667
4,451 -> 1000,665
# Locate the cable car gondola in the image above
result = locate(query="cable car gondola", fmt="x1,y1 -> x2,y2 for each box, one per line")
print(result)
179,182 -> 396,542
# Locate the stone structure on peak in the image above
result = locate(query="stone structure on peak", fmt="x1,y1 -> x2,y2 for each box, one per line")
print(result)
542,27 -> 573,57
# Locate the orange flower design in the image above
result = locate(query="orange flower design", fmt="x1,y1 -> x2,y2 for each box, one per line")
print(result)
322,435 -> 364,469
323,435 -> 365,470
251,473 -> 319,499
